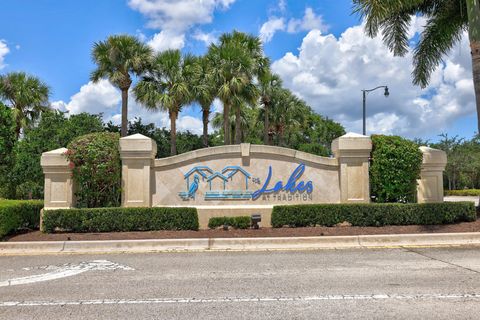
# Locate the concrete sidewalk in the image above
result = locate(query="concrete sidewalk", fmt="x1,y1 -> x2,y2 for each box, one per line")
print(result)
1,232 -> 480,256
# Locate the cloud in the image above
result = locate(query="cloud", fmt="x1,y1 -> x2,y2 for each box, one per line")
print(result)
272,23 -> 475,137
192,30 -> 217,46
287,8 -> 328,33
52,79 -> 205,134
258,7 -> 328,43
259,17 -> 285,43
0,40 -> 10,69
128,0 -> 235,51
148,30 -> 185,51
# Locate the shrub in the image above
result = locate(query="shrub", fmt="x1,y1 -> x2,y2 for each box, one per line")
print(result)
67,132 -> 121,208
271,202 -> 476,228
370,135 -> 423,203
42,207 -> 199,233
208,216 -> 251,229
0,200 -> 44,238
445,189 -> 480,197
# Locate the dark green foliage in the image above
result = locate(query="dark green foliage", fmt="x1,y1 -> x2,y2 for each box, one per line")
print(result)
0,103 -> 16,198
271,202 -> 477,228
67,132 -> 121,208
42,207 -> 199,233
370,135 -> 423,203
0,200 -> 44,238
208,216 -> 251,229
10,111 -> 104,199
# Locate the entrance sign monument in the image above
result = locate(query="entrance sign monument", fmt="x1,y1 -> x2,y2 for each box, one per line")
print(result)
41,133 -> 448,229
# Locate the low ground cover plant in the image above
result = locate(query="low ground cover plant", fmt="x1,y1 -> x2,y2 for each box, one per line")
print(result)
445,189 -> 480,197
0,199 -> 43,238
208,216 -> 251,229
271,202 -> 476,228
42,207 -> 199,233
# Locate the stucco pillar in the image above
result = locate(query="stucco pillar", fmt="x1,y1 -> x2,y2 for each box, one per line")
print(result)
40,147 -> 75,209
417,146 -> 447,203
119,134 -> 157,207
332,132 -> 372,203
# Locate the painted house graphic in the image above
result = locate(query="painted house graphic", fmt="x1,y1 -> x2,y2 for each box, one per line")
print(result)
179,165 -> 253,200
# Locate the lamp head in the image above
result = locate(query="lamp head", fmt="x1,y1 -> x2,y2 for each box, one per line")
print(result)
384,86 -> 390,97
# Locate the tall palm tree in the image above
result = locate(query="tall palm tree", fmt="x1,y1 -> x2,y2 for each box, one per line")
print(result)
134,50 -> 194,155
353,0 -> 480,133
90,35 -> 152,137
191,56 -> 216,147
232,83 -> 258,144
208,31 -> 263,145
0,72 -> 50,139
270,89 -> 306,146
259,69 -> 282,145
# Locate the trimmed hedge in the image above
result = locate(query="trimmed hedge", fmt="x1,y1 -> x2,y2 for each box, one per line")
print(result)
42,207 -> 199,233
208,216 -> 251,229
445,189 -> 480,197
370,135 -> 423,203
0,200 -> 44,238
271,202 -> 476,228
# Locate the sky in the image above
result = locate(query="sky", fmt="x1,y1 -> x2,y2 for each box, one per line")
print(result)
0,0 -> 477,141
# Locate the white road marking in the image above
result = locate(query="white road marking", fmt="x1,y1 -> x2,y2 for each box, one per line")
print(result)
1,293 -> 479,307
0,260 -> 134,287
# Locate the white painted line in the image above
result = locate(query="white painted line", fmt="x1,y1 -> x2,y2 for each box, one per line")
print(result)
0,260 -> 133,287
1,293 -> 479,307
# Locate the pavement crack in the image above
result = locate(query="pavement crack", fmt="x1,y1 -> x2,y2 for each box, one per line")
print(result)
402,247 -> 480,275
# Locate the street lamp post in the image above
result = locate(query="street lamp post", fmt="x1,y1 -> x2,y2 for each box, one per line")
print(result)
361,86 -> 389,135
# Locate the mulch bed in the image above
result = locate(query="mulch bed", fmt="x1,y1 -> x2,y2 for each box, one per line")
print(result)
4,219 -> 480,242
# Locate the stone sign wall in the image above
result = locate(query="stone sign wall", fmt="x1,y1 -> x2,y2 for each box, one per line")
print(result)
41,132 -> 447,229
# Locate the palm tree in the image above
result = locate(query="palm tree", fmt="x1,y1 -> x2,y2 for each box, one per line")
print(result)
353,0 -> 480,133
90,35 -> 152,137
191,56 -> 216,147
270,89 -> 307,146
208,31 -> 263,145
134,49 -> 194,155
0,72 -> 50,139
232,83 -> 258,144
259,69 -> 282,145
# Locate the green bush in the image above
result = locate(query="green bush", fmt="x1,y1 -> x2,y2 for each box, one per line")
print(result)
445,189 -> 480,196
370,135 -> 423,203
271,202 -> 476,228
208,216 -> 251,229
42,207 -> 199,233
0,200 -> 44,238
67,132 -> 121,208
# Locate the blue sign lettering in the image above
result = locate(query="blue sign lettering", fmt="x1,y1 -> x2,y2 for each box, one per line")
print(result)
251,163 -> 313,200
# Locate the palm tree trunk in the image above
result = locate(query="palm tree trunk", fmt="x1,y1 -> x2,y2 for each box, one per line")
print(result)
467,0 -> 480,133
121,88 -> 129,137
14,122 -> 21,140
223,102 -> 230,145
202,108 -> 209,148
169,110 -> 177,156
264,102 -> 269,145
235,105 -> 241,144
470,41 -> 480,134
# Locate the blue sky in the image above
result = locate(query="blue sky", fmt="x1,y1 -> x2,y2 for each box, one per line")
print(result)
0,0 -> 477,141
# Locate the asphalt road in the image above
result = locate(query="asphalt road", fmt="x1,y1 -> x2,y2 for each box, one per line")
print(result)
1,246 -> 480,319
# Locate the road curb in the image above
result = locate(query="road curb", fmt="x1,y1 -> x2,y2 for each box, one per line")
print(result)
1,232 -> 480,255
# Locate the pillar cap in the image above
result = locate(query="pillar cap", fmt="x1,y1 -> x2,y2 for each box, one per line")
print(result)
332,132 -> 372,158
41,147 -> 70,168
419,146 -> 447,166
120,133 -> 157,159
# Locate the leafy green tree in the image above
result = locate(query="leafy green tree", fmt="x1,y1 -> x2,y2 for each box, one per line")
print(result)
259,69 -> 282,145
353,0 -> 480,133
0,72 -> 50,139
208,31 -> 261,145
91,35 -> 152,137
10,111 -> 104,199
0,102 -> 16,198
191,56 -> 216,147
134,50 -> 194,155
